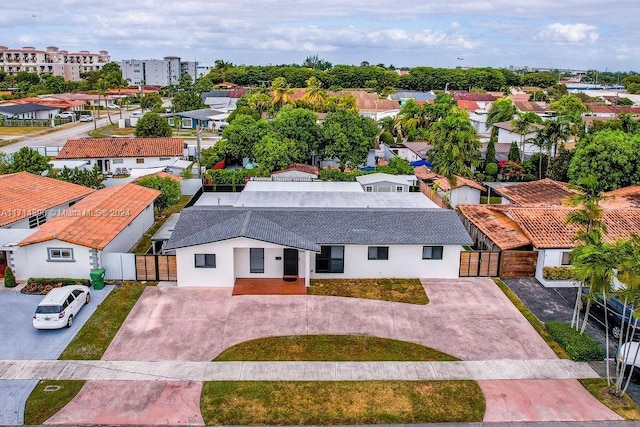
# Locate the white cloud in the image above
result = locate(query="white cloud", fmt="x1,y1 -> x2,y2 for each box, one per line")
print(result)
537,23 -> 599,43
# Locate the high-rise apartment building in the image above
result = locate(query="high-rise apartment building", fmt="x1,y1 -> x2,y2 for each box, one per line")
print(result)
0,46 -> 110,81
121,56 -> 199,87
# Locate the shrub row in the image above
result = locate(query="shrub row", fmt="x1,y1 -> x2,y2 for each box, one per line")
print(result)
543,266 -> 576,281
27,278 -> 91,287
545,321 -> 603,361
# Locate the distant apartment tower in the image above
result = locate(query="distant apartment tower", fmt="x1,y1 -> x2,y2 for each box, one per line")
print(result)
0,46 -> 110,81
121,56 -> 199,87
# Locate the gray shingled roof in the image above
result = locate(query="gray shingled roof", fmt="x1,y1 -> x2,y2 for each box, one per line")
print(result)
0,103 -> 57,115
165,207 -> 473,251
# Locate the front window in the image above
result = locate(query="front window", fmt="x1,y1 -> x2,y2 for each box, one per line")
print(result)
136,158 -> 144,164
561,251 -> 571,265
368,246 -> 389,260
182,118 -> 193,128
316,245 -> 344,273
422,246 -> 443,260
48,248 -> 74,262
396,186 -> 404,192
365,186 -> 373,192
250,248 -> 265,273
194,253 -> 216,268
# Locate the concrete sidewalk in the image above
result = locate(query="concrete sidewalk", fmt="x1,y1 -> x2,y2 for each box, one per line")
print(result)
0,359 -> 599,382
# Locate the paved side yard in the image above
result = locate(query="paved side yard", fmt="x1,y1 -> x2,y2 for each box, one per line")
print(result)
0,286 -> 113,425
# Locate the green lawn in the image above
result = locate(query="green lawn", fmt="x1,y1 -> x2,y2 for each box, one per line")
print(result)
201,380 -> 485,425
309,278 -> 428,304
58,282 -> 152,360
214,335 -> 458,362
580,379 -> 640,420
24,380 -> 85,425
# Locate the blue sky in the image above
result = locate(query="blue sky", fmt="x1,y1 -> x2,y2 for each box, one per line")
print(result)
2,0 -> 638,71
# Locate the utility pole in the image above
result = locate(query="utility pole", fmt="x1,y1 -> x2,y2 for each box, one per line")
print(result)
196,120 -> 202,178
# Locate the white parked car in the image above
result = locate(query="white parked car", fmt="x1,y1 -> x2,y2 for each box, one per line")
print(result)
106,103 -> 120,109
79,114 -> 94,122
130,111 -> 144,118
55,112 -> 76,120
618,341 -> 640,382
33,285 -> 91,329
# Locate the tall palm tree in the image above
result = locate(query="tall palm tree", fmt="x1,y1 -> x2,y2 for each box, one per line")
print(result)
270,77 -> 295,109
302,77 -> 326,111
565,175 -> 609,331
511,112 -> 542,159
485,98 -> 516,139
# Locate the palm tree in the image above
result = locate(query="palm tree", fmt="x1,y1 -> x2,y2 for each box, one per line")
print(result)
565,175 -> 609,331
270,77 -> 295,109
378,116 -> 395,134
485,98 -> 516,139
511,112 -> 542,159
302,77 -> 326,111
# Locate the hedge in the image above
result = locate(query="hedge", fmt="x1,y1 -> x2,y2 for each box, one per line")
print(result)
543,266 -> 576,281
545,321 -> 604,361
27,278 -> 91,287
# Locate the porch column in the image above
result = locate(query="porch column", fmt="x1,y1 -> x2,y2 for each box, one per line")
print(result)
304,250 -> 311,287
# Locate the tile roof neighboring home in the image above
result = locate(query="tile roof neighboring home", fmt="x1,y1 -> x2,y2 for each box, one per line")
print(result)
456,100 -> 480,111
0,103 -> 58,115
457,205 -> 531,250
165,207 -> 473,251
133,171 -> 183,182
10,97 -> 84,109
337,90 -> 401,111
453,93 -> 499,102
413,166 -> 485,192
481,142 -> 512,155
272,163 -> 319,176
584,104 -> 615,115
0,172 -> 95,228
19,183 -> 161,250
493,179 -> 578,207
513,100 -> 548,113
602,186 -> 640,208
57,138 -> 184,159
508,208 -> 640,249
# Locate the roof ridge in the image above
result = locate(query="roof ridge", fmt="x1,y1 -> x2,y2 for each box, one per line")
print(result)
240,211 -> 252,235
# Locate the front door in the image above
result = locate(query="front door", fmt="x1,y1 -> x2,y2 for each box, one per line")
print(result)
0,251 -> 6,277
283,249 -> 298,276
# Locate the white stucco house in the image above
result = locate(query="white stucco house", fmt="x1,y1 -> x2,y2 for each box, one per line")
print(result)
356,173 -> 413,193
12,183 -> 160,280
493,121 -> 544,155
0,172 -> 96,279
56,137 -> 186,175
413,166 -> 485,208
163,206 -> 473,287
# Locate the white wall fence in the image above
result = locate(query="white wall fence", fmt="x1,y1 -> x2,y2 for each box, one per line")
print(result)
100,252 -> 136,281
181,178 -> 202,195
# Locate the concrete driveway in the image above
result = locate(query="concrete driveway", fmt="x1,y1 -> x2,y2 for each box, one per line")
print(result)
0,286 -> 112,425
47,278 -> 620,425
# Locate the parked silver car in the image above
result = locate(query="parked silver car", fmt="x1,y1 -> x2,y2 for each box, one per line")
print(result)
33,285 -> 91,329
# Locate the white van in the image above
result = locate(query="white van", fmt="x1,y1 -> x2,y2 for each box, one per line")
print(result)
32,285 -> 91,330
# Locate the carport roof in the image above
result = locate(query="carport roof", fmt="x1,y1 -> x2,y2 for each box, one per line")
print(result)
165,206 -> 473,251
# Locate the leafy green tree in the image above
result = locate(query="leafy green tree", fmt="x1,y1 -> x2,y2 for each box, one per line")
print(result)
547,144 -> 573,182
426,107 -> 480,183
134,113 -> 173,137
270,106 -> 321,161
3,267 -> 16,288
521,72 -> 557,88
568,130 -> 640,191
0,147 -> 50,175
172,91 -> 205,112
227,106 -> 261,123
50,164 -> 105,189
376,157 -> 414,175
252,135 -> 298,173
136,175 -> 182,215
321,110 -> 377,171
485,98 -> 516,139
140,93 -> 163,112
507,141 -> 521,162
221,115 -> 271,159
484,137 -> 497,167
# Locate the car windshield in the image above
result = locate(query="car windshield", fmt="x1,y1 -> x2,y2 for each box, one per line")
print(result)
35,305 -> 62,314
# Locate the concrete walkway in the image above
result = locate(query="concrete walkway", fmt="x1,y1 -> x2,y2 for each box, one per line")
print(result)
0,359 -> 599,382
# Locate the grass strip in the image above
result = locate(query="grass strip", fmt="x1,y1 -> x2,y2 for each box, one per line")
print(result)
24,380 -> 85,425
58,282 -> 151,360
580,378 -> 640,420
494,278 -> 569,359
214,335 -> 458,362
201,380 -> 484,425
309,278 -> 428,304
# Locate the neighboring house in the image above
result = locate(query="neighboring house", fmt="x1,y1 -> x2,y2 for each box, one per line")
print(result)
201,89 -> 244,112
513,100 -> 553,119
414,166 -> 484,208
469,108 -> 492,135
458,180 -> 640,287
269,163 -> 319,181
480,141 -> 512,162
163,109 -> 222,130
391,142 -> 432,162
493,120 -> 544,155
0,172 -> 95,278
14,183 -> 160,280
0,103 -> 58,119
356,173 -> 412,193
388,91 -> 436,105
164,206 -> 473,287
583,104 -> 616,118
56,138 -> 185,174
338,90 -> 401,121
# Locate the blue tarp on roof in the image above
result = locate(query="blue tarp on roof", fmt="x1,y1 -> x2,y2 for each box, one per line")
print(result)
410,159 -> 432,167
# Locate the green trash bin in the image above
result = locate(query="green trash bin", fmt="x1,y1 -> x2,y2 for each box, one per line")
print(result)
90,268 -> 106,290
